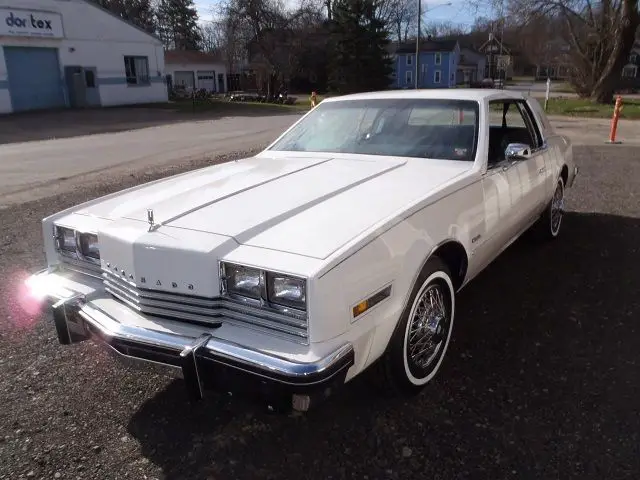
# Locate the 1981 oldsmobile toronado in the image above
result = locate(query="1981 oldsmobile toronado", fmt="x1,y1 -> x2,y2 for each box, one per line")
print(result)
25,90 -> 578,411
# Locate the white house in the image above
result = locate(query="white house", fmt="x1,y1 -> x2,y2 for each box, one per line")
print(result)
165,50 -> 227,94
0,0 -> 167,114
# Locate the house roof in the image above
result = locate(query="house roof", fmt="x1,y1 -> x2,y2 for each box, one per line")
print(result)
478,36 -> 512,55
395,39 -> 458,54
165,50 -> 224,65
437,34 -> 482,54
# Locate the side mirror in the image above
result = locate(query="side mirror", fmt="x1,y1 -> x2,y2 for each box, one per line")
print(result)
505,143 -> 532,160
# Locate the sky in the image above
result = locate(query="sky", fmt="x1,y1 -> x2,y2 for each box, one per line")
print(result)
193,0 -> 495,29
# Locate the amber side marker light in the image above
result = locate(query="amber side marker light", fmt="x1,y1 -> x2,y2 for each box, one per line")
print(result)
352,285 -> 392,318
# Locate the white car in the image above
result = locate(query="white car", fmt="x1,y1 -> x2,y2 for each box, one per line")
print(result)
25,89 -> 578,411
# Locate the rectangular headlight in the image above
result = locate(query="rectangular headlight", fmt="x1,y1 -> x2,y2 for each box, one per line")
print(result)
267,273 -> 306,310
78,233 -> 100,260
54,226 -> 76,253
225,263 -> 261,299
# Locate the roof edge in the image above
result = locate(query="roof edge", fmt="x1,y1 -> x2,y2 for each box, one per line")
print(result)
79,0 -> 163,45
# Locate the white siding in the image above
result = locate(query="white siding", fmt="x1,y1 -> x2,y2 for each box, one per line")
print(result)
0,0 -> 167,114
166,62 -> 228,92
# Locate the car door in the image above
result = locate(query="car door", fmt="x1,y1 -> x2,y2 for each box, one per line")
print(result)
485,99 -> 548,243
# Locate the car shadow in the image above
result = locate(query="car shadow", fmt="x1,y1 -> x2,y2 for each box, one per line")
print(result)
127,211 -> 640,480
0,102 -> 303,145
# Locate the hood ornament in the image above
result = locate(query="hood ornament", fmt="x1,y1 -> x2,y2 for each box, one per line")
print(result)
147,209 -> 155,231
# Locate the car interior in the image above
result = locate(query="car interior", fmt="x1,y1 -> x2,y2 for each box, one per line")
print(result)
488,101 -> 540,165
351,106 -> 479,161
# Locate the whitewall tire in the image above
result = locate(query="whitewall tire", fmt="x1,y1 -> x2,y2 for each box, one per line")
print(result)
373,257 -> 456,395
532,176 -> 565,241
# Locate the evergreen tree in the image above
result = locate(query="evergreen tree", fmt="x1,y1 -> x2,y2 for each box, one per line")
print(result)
328,0 -> 393,93
91,0 -> 156,34
156,0 -> 203,51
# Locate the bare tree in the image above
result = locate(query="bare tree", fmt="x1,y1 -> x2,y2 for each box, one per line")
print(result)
507,0 -> 640,102
424,20 -> 468,37
217,0 -> 325,94
386,0 -> 418,43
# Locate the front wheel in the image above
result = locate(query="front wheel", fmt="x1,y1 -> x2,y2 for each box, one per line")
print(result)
373,257 -> 456,396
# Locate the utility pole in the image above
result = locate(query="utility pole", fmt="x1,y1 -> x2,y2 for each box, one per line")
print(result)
415,0 -> 421,89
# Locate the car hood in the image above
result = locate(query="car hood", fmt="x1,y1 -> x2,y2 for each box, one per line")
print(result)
74,154 -> 471,260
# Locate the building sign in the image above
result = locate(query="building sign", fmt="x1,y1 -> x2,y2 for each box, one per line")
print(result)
0,8 -> 64,39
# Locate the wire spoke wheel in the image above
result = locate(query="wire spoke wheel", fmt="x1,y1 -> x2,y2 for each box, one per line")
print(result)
550,180 -> 564,236
407,284 -> 449,370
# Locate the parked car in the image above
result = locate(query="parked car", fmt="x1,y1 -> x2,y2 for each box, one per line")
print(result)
24,89 -> 578,412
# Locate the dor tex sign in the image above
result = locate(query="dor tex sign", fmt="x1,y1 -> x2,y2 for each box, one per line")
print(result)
1,8 -> 64,39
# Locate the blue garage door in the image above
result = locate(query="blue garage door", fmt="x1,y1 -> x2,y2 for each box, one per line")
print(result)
4,47 -> 65,112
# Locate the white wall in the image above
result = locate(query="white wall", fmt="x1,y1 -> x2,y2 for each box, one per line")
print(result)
166,62 -> 227,92
0,0 -> 168,113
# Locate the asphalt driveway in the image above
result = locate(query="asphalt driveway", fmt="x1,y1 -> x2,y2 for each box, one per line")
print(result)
0,110 -> 300,206
0,143 -> 638,479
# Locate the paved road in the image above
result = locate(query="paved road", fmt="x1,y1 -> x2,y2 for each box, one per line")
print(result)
550,116 -> 640,145
0,143 -> 638,479
505,83 -> 640,100
2,109 -> 638,208
0,112 -> 301,206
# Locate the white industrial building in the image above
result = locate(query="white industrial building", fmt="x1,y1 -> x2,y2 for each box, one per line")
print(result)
0,0 -> 168,114
165,50 -> 227,94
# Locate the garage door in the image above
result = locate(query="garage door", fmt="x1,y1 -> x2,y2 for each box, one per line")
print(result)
197,71 -> 215,92
174,71 -> 194,89
4,46 -> 65,112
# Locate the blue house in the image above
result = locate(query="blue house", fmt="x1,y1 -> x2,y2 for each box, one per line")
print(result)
394,38 -> 460,89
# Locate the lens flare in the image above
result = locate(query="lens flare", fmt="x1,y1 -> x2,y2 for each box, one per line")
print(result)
6,270 -> 47,330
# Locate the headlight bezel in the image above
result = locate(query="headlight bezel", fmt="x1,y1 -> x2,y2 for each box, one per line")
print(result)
53,224 -> 101,265
220,261 -> 308,314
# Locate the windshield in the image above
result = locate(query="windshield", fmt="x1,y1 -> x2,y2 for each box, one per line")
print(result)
269,98 -> 480,161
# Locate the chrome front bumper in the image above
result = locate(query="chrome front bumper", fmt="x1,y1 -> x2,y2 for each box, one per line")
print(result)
26,268 -> 354,410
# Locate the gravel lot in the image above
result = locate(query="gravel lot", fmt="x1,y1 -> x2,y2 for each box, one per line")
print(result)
1,145 -> 639,480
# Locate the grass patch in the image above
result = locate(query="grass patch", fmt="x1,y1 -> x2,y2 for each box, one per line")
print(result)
534,96 -> 640,119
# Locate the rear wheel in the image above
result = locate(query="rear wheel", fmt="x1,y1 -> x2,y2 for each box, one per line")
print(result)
374,257 -> 455,395
532,176 -> 565,241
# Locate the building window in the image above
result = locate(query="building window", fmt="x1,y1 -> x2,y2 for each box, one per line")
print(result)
435,52 -> 442,65
406,55 -> 413,66
405,70 -> 412,85
124,56 -> 150,85
434,70 -> 441,83
622,65 -> 637,78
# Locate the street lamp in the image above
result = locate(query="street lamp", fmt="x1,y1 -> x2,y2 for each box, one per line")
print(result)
415,1 -> 452,89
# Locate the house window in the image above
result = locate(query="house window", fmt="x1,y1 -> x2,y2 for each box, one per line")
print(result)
630,54 -> 637,63
434,70 -> 441,83
406,55 -> 413,66
124,56 -> 150,85
405,70 -> 413,85
435,52 -> 442,65
421,64 -> 427,74
622,65 -> 638,78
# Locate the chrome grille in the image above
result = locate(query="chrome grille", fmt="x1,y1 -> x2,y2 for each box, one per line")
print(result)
102,270 -> 309,344
60,257 -> 102,279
